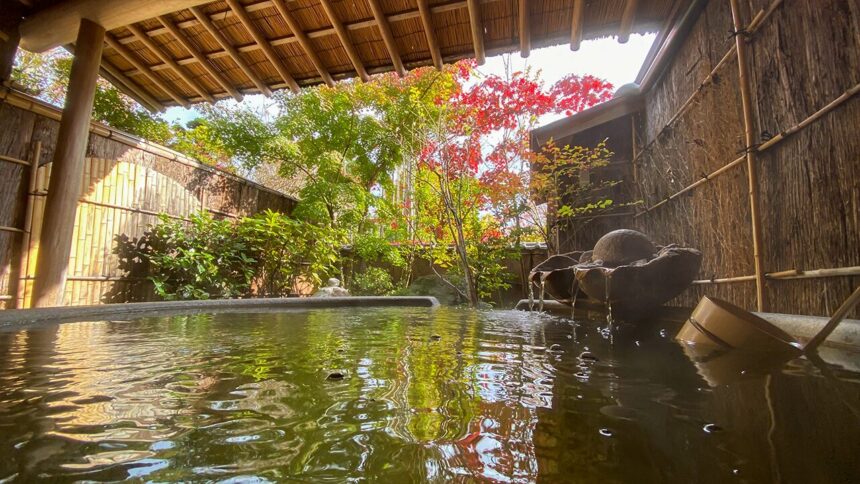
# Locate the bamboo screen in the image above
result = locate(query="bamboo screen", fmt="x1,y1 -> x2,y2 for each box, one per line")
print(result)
0,89 -> 297,309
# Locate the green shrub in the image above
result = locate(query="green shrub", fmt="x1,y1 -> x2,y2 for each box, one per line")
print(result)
142,212 -> 255,300
136,210 -> 344,300
350,267 -> 395,296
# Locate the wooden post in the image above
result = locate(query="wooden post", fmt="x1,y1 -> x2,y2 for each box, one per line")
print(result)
31,19 -> 105,308
729,0 -> 766,312
0,28 -> 20,83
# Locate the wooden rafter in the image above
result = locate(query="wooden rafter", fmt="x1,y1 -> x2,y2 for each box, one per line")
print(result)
67,41 -> 164,112
126,24 -> 215,103
519,0 -> 530,58
271,0 -> 334,86
104,34 -> 189,107
157,16 -> 243,101
416,0 -> 442,70
619,0 -> 638,43
119,0 -> 497,50
570,0 -> 584,51
318,0 -> 369,82
19,0 -> 214,52
224,0 -> 299,93
466,0 -> 485,64
99,59 -> 165,112
189,6 -> 272,96
367,0 -> 405,76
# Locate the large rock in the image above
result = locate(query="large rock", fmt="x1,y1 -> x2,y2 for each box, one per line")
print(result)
591,229 -> 656,267
312,278 -> 350,297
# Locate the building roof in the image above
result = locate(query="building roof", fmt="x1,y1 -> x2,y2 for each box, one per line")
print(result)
529,0 -> 705,148
14,0 -> 685,111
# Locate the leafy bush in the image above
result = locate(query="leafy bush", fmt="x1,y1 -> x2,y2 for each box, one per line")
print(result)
136,210 -> 343,300
350,267 -> 396,296
240,210 -> 343,295
142,212 -> 255,300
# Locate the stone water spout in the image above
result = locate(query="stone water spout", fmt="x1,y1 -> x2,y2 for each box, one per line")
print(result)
528,229 -> 702,320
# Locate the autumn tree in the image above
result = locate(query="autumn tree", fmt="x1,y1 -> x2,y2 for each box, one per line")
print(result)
416,58 -> 614,306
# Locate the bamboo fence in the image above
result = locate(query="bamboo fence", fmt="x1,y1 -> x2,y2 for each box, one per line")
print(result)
0,89 -> 296,308
548,0 -> 859,317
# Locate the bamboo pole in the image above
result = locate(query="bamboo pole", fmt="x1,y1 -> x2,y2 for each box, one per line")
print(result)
31,19 -> 105,307
636,78 -> 860,216
15,141 -> 41,308
803,286 -> 860,352
693,266 -> 860,284
726,0 -> 765,313
632,1 -> 780,166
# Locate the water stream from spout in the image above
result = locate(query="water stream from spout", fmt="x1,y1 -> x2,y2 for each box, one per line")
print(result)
527,275 -> 535,311
538,273 -> 548,312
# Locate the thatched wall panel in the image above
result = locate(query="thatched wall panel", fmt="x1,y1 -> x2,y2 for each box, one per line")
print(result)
629,0 -> 858,315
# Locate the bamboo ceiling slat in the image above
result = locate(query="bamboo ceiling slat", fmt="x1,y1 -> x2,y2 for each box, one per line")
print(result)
22,0 -> 676,108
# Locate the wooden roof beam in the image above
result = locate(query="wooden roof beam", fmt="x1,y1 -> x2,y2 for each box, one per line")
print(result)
224,0 -> 300,93
416,0 -> 442,70
157,15 -> 244,102
318,0 -> 370,82
570,0 -> 584,51
519,0 -> 530,58
190,6 -> 272,96
104,34 -> 190,107
367,0 -> 405,76
271,0 -> 334,87
20,0 -> 214,52
619,0 -> 639,43
466,0 -> 485,65
66,42 -> 165,112
126,24 -> 215,103
99,60 -> 165,112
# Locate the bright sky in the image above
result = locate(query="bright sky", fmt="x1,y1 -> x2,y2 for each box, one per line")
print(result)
161,33 -> 655,126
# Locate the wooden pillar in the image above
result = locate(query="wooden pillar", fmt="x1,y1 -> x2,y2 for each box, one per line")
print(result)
31,19 -> 105,307
0,29 -> 21,84
729,0 -> 766,312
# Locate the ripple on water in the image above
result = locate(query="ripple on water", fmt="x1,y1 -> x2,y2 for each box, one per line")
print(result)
0,307 -> 858,482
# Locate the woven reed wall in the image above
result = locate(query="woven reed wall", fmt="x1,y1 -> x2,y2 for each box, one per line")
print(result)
0,90 -> 296,308
555,0 -> 859,317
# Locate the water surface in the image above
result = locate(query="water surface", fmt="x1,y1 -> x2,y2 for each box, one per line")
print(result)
0,307 -> 858,482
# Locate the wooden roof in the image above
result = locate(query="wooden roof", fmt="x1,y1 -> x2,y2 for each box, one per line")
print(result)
17,0 -> 684,111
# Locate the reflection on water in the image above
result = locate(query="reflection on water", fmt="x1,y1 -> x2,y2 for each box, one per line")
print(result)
0,308 -> 858,482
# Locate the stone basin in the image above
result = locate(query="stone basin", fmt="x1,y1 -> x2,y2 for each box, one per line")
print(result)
528,230 -> 702,320
575,244 -> 702,320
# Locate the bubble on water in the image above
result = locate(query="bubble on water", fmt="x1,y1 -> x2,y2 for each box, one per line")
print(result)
326,371 -> 346,381
549,344 -> 563,353
579,351 -> 598,361
430,334 -> 441,341
659,329 -> 668,338
703,423 -> 723,433
599,428 -> 614,437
